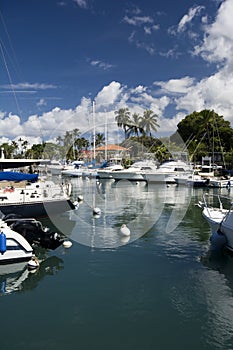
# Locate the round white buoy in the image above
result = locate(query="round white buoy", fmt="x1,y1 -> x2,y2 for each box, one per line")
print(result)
78,195 -> 84,202
63,240 -> 73,248
120,235 -> 130,244
120,224 -> 130,237
93,207 -> 101,216
28,256 -> 40,270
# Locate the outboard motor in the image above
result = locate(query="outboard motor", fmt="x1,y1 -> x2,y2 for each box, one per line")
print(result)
10,219 -> 65,250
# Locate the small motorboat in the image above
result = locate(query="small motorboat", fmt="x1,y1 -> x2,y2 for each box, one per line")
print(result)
199,193 -> 233,252
3,214 -> 68,250
0,219 -> 33,264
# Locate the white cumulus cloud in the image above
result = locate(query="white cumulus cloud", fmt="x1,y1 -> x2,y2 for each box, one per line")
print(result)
194,0 -> 233,64
177,5 -> 204,33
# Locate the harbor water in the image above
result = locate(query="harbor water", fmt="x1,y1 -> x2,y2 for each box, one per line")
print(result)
1,178 -> 233,350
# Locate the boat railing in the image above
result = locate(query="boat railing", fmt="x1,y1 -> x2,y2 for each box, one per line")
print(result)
201,192 -> 232,211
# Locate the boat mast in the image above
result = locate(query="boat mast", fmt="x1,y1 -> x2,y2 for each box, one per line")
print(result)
93,100 -> 96,162
212,110 -> 214,165
104,111 -> 107,160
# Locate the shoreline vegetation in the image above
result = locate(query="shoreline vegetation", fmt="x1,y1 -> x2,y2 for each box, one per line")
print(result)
1,109 -> 233,169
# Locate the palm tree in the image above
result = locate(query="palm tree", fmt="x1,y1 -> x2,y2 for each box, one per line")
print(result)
114,108 -> 131,139
56,135 -> 63,146
140,110 -> 159,137
22,140 -> 29,157
72,128 -> 80,145
75,137 -> 89,151
95,133 -> 105,147
11,140 -> 18,156
127,112 -> 143,139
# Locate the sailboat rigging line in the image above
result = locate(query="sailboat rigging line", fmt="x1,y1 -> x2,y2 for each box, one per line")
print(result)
213,113 -> 226,169
0,11 -> 46,143
0,40 -> 22,117
190,131 -> 207,161
183,133 -> 194,150
0,10 -> 21,77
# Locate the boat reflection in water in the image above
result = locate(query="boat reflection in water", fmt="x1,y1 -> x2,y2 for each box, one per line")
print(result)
199,249 -> 233,346
0,254 -> 64,296
200,248 -> 233,288
68,178 -> 193,249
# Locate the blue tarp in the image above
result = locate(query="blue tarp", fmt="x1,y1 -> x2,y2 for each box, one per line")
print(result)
0,172 -> 39,182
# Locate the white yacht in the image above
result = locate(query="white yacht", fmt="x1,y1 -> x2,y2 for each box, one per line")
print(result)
97,158 -> 124,179
175,156 -> 223,187
143,160 -> 193,184
175,173 -> 210,187
110,160 -> 158,181
97,164 -> 124,179
61,161 -> 85,177
47,160 -> 64,176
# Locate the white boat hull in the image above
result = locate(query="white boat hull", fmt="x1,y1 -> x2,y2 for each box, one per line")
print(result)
0,221 -> 33,264
0,180 -> 75,218
145,172 -> 191,184
112,171 -> 145,181
145,160 -> 193,184
221,213 -> 233,250
97,165 -> 124,179
111,160 -> 158,181
202,204 -> 233,251
61,169 -> 83,177
202,207 -> 228,233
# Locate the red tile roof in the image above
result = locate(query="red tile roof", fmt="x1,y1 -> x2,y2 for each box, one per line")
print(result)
95,144 -> 128,151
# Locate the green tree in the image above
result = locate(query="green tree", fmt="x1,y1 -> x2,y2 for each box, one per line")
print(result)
29,143 -> 45,158
0,143 -> 15,158
155,144 -> 169,163
75,137 -> 89,151
56,135 -> 63,146
127,112 -> 143,139
95,133 -> 105,147
11,140 -> 18,156
140,110 -> 159,137
170,109 -> 233,163
115,108 -> 131,139
22,140 -> 29,157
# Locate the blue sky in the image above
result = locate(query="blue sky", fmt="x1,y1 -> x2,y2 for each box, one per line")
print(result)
0,0 -> 231,146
